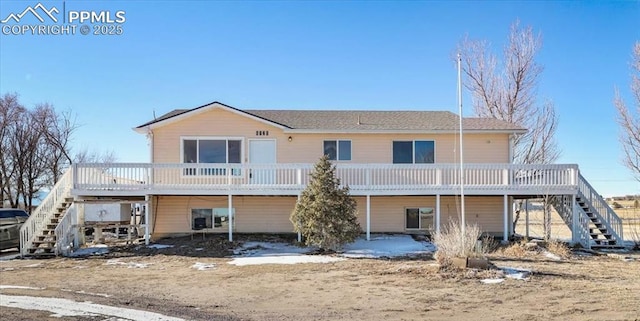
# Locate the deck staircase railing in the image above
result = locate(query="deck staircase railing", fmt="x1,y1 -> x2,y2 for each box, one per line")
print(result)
550,195 -> 591,248
577,174 -> 624,244
20,169 -> 73,256
54,203 -> 79,256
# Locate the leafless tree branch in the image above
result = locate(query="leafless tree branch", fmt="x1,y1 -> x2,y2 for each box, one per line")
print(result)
458,20 -> 559,165
615,41 -> 640,181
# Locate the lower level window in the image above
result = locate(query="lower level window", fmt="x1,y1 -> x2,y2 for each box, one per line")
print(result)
191,208 -> 233,230
405,207 -> 434,230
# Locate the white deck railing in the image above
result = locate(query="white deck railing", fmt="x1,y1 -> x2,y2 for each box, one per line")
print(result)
54,203 -> 79,256
72,163 -> 579,195
550,195 -> 591,248
20,169 -> 73,256
577,174 -> 624,243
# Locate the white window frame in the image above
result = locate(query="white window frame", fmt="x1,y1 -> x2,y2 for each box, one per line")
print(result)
404,207 -> 435,230
190,207 -> 235,231
181,136 -> 244,164
392,140 -> 436,164
323,139 -> 352,161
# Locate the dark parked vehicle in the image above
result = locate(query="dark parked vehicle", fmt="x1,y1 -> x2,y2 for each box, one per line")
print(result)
0,208 -> 29,250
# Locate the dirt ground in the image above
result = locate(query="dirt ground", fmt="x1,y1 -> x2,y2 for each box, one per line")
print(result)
1,235 -> 639,321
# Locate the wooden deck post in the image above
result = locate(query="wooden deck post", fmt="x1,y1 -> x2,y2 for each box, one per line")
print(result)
503,194 -> 509,243
144,195 -> 150,245
366,194 -> 371,241
228,194 -> 233,242
525,199 -> 530,239
435,194 -> 441,234
297,194 -> 302,243
571,194 -> 578,244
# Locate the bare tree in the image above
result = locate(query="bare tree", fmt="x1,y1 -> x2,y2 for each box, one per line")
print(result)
457,21 -> 560,232
459,21 -> 560,163
74,148 -> 117,164
0,94 -> 25,207
0,93 -> 78,211
615,41 -> 640,181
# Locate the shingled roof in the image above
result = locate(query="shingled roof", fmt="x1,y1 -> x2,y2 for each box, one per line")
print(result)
135,102 -> 526,133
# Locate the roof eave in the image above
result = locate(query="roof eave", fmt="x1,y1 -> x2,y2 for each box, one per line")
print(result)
133,102 -> 290,134
282,129 -> 527,134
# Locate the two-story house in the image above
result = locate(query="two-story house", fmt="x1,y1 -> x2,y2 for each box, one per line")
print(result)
19,101 -> 624,256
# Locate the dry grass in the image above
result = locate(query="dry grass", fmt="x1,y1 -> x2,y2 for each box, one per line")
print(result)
498,241 -> 529,258
432,220 -> 485,267
545,239 -> 571,258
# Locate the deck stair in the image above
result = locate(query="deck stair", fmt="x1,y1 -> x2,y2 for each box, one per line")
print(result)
20,169 -> 74,257
550,174 -> 625,250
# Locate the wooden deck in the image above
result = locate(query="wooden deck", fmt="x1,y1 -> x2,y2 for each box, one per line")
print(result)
71,163 -> 580,196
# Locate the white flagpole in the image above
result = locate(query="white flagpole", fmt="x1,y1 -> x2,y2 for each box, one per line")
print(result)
457,53 -> 466,235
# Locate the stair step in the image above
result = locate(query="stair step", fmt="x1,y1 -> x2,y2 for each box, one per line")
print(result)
591,244 -> 626,249
27,246 -> 55,254
32,240 -> 57,245
590,233 -> 612,238
593,239 -> 617,245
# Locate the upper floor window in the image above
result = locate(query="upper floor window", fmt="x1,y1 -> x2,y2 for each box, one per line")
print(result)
393,140 -> 434,164
324,140 -> 351,161
183,138 -> 241,164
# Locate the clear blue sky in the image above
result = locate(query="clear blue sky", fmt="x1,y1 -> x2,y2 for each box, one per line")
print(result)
1,1 -> 639,197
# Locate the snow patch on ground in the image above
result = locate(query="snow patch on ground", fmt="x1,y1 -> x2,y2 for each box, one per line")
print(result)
481,267 -> 532,284
105,259 -> 151,269
148,244 -> 174,249
228,234 -> 434,266
0,285 -> 45,290
230,241 -> 342,266
544,251 -> 562,261
501,266 -> 532,280
0,294 -> 185,320
191,262 -> 216,270
341,235 -> 435,258
233,241 -> 309,256
61,289 -> 111,298
69,245 -> 109,257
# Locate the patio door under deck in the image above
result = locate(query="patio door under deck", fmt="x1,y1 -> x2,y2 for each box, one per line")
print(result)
249,139 -> 276,184
405,207 -> 435,231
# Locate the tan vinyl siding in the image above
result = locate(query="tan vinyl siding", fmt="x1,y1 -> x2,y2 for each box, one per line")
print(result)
439,196 -> 505,234
151,195 -> 506,237
151,108 -> 510,164
152,108 -> 291,163
153,196 -> 297,236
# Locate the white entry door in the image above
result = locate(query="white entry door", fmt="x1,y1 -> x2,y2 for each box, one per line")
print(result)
249,140 -> 276,184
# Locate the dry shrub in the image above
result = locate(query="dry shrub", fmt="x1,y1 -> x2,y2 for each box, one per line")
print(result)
433,220 -> 485,267
480,235 -> 499,253
545,239 -> 570,258
500,241 -> 529,258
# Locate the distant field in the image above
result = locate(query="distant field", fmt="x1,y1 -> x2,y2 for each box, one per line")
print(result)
514,202 -> 640,243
